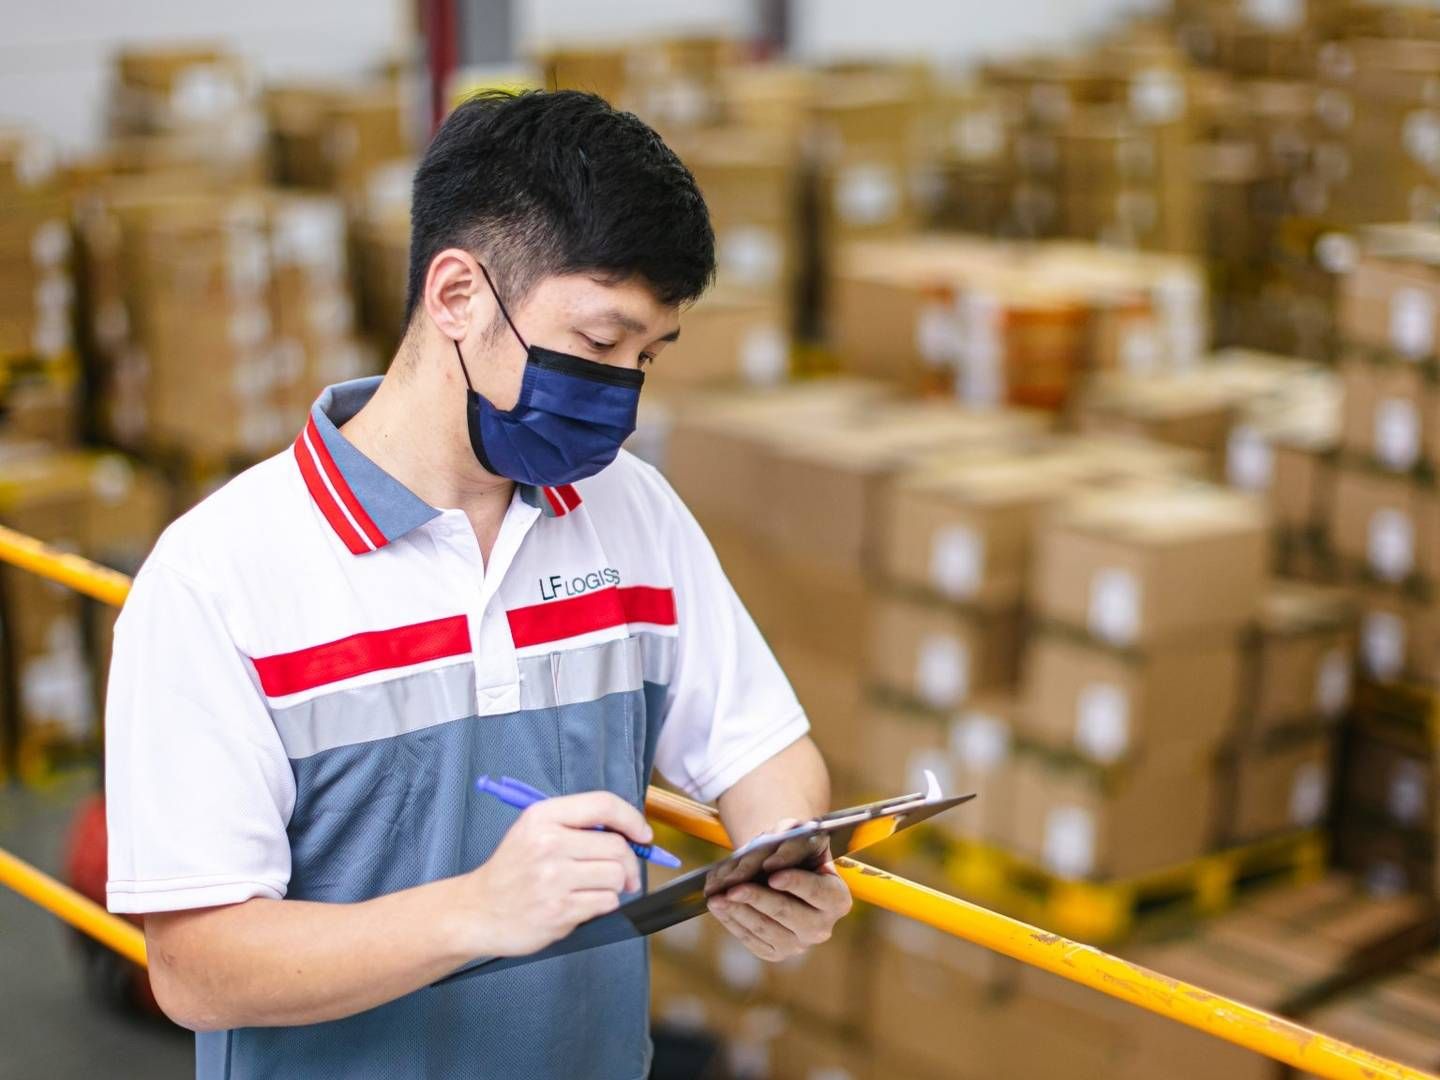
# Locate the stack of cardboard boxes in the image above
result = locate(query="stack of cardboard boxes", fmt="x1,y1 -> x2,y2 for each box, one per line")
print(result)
105,45 -> 266,185
0,128 -> 77,444
1333,226 -> 1440,686
1016,485 -> 1268,878
77,186 -> 373,465
828,235 -> 1209,409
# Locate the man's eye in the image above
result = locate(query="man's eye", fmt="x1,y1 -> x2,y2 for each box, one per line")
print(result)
581,335 -> 614,352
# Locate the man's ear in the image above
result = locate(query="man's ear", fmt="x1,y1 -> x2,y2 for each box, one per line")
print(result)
423,248 -> 486,341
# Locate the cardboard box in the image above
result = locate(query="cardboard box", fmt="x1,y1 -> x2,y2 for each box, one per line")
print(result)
1021,630 -> 1242,763
649,290 -> 789,388
1354,585 -> 1440,683
1008,741 -> 1216,879
868,592 -> 1023,710
1342,715 -> 1434,832
1329,467 -> 1440,586
1217,727 -> 1336,844
676,129 -> 798,297
883,439 -> 1196,611
1339,239 -> 1440,359
859,697 -> 1015,846
770,1019 -> 873,1080
1245,580 -> 1357,734
1031,485 -> 1268,648
1338,356 -> 1437,473
866,912 -> 1016,1080
264,81 -> 410,195
766,402 -> 1045,578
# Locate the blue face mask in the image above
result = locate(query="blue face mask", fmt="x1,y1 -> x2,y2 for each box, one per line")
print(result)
455,267 -> 644,487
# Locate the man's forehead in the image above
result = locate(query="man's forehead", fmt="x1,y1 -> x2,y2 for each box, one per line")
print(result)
547,274 -> 681,338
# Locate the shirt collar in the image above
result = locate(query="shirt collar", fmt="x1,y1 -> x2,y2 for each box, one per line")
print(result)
294,377 -> 583,555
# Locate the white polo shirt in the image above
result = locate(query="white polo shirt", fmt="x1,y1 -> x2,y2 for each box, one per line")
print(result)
103,375 -> 808,1080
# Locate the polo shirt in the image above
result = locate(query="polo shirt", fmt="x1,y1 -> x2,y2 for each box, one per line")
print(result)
104,376 -> 809,1080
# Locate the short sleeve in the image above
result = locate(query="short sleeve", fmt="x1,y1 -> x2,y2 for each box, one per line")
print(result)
105,559 -> 295,914
650,481 -> 809,803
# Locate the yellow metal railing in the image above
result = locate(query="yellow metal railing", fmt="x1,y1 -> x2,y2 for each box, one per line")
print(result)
0,526 -> 1434,1080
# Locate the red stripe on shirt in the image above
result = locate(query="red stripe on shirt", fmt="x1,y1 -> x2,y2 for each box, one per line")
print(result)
507,585 -> 676,649
555,483 -> 582,511
293,436 -> 370,555
252,614 -> 472,697
619,585 -> 677,626
306,417 -> 388,549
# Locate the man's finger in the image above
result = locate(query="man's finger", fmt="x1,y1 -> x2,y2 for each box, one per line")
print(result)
714,894 -> 799,950
769,867 -> 851,912
535,791 -> 652,842
709,904 -> 777,960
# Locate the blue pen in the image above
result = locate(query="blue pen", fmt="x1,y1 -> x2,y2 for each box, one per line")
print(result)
476,774 -> 682,869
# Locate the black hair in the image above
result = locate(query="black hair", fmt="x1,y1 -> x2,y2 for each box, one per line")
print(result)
404,89 -> 715,327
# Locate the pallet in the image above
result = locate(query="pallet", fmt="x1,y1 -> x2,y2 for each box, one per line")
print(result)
878,825 -> 1328,944
0,349 -> 78,395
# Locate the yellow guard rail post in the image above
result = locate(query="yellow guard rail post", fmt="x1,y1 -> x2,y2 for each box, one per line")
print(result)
0,526 -> 1433,1080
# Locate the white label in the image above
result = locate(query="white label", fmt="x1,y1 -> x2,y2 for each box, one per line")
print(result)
930,525 -> 983,600
30,220 -> 70,269
32,313 -> 69,356
1316,232 -> 1358,274
15,136 -> 57,187
1227,424 -> 1275,491
1365,862 -> 1410,897
171,64 -> 243,121
1120,326 -> 1161,374
1244,0 -> 1301,27
1362,612 -> 1406,679
916,303 -> 962,367
229,305 -> 272,350
835,164 -> 900,226
1390,287 -> 1435,358
916,634 -> 968,708
949,711 -> 1011,771
1288,762 -> 1328,826
721,226 -> 782,289
1404,110 -> 1440,167
810,1068 -> 855,1080
307,292 -> 355,338
1315,647 -> 1353,718
740,325 -> 788,386
717,935 -> 765,993
1088,568 -> 1141,646
1042,806 -> 1095,878
90,456 -> 135,505
906,749 -> 955,802
953,110 -> 1005,162
1388,760 -> 1427,825
23,619 -> 94,737
273,201 -> 346,270
1075,683 -> 1131,763
1129,69 -> 1185,124
1374,398 -> 1420,471
1367,508 -> 1415,582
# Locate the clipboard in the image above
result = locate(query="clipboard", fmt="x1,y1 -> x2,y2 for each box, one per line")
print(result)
436,772 -> 973,984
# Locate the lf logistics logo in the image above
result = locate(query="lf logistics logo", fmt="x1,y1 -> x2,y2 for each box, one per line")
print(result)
539,567 -> 621,601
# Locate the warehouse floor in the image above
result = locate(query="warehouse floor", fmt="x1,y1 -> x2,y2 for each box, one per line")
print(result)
0,769 -> 190,1079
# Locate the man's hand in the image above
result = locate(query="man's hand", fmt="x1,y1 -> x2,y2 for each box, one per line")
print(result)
460,791 -> 648,958
706,818 -> 852,962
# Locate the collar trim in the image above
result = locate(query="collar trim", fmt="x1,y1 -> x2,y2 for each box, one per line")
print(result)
294,417 -> 388,554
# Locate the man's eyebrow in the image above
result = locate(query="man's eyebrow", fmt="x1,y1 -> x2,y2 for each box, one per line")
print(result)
587,308 -> 681,342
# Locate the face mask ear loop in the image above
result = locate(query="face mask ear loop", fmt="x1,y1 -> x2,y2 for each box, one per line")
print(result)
453,339 -> 477,391
479,263 -> 529,352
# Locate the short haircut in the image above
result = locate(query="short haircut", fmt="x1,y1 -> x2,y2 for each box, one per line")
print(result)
404,89 -> 716,327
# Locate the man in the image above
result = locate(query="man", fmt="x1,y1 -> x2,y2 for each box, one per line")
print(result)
104,89 -> 849,1078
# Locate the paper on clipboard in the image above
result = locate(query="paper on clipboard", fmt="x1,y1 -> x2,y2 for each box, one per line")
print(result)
437,771 -> 974,984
